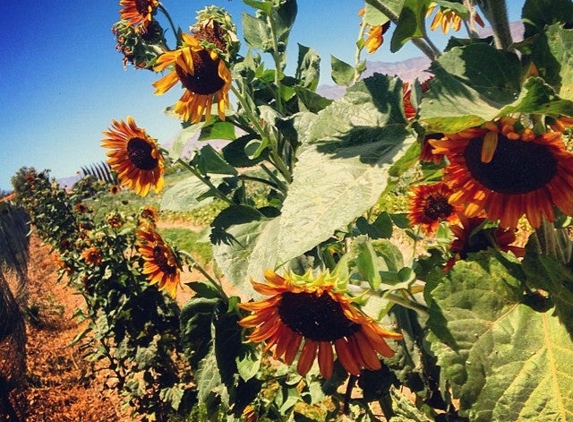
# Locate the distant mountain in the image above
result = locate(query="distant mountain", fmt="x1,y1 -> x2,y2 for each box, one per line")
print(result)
317,21 -> 525,101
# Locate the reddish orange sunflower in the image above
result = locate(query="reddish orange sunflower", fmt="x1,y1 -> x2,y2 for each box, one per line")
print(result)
419,133 -> 446,165
431,118 -> 573,229
136,225 -> 181,298
446,213 -> 525,270
153,33 -> 232,124
101,117 -> 165,197
426,2 -> 484,34
81,247 -> 103,266
408,182 -> 461,235
119,0 -> 158,30
238,270 -> 403,379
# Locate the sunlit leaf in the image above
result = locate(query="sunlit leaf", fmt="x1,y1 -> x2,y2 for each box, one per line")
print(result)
428,251 -> 573,421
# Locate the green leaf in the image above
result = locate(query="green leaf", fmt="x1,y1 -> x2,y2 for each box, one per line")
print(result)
168,123 -> 204,160
222,134 -> 265,168
295,44 -> 321,91
530,23 -> 573,101
192,144 -> 238,176
390,0 -> 431,53
428,251 -> 573,421
180,296 -> 220,367
355,237 -> 383,289
523,252 -> 573,336
523,0 -> 573,38
330,55 -> 355,87
275,75 -> 413,264
419,43 -> 524,132
198,121 -> 236,141
242,12 -> 272,51
243,0 -> 273,15
363,2 -> 392,26
293,86 -> 333,113
499,76 -> 573,116
211,206 -> 280,297
272,0 -> 298,41
160,175 -> 222,212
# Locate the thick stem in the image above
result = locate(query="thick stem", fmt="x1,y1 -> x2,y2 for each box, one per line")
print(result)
157,3 -> 180,46
476,0 -> 513,50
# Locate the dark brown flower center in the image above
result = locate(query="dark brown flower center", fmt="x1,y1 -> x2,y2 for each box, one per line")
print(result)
152,245 -> 177,275
135,0 -> 153,15
176,49 -> 225,95
424,193 -> 453,221
464,135 -> 557,194
127,138 -> 158,171
278,291 -> 360,342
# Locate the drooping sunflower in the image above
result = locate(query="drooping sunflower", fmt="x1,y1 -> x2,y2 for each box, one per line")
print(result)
446,213 -> 525,270
408,182 -> 460,235
153,33 -> 232,124
238,270 -> 403,379
426,2 -> 484,34
136,225 -> 181,298
363,21 -> 391,54
119,0 -> 159,30
101,117 -> 165,197
430,118 -> 573,229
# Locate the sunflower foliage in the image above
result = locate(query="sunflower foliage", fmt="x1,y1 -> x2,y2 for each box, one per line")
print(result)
11,169 -> 194,420
10,0 -> 573,420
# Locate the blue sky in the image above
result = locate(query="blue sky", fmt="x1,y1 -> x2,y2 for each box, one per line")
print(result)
0,1 -> 522,191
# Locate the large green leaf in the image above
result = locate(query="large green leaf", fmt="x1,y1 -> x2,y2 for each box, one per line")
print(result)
211,206 -> 280,297
276,75 -> 414,264
427,251 -> 573,421
419,44 -> 522,132
390,0 -> 431,53
242,12 -> 272,52
530,23 -> 573,101
523,0 -> 573,38
161,175 -> 224,212
499,77 -> 573,117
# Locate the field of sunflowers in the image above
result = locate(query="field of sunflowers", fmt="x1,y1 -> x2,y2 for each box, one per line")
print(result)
3,0 -> 573,421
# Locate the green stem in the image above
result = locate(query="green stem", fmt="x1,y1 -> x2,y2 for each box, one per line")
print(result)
476,0 -> 513,50
386,292 -> 429,315
238,174 -> 281,191
157,3 -> 180,46
176,158 -> 235,206
260,164 -> 289,193
266,13 -> 285,114
179,250 -> 229,301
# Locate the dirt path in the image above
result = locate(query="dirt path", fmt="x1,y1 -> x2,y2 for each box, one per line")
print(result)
21,236 -> 130,421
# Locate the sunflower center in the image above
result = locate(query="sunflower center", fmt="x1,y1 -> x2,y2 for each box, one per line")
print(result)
127,138 -> 158,171
195,22 -> 227,52
464,135 -> 557,194
176,49 -> 225,95
424,193 -> 453,221
152,245 -> 177,275
135,0 -> 153,15
278,291 -> 361,342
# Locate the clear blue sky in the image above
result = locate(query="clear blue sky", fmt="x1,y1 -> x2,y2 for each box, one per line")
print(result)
0,0 -> 521,192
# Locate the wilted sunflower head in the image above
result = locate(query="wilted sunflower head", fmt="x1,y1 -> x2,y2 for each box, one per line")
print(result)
101,117 -> 165,197
153,33 -> 232,124
431,117 -> 573,229
191,6 -> 240,61
112,19 -> 166,70
136,225 -> 181,298
238,269 -> 403,379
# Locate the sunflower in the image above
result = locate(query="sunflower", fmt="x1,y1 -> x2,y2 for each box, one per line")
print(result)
119,0 -> 158,30
153,33 -> 232,124
430,118 -> 573,229
136,225 -> 181,298
419,133 -> 445,165
101,117 -> 165,197
408,182 -> 460,235
139,205 -> 159,225
238,270 -> 403,379
81,247 -> 103,266
446,213 -> 525,270
363,21 -> 391,54
426,2 -> 484,34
